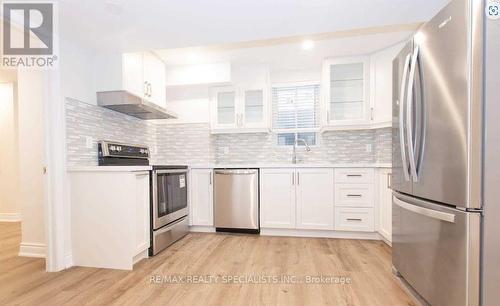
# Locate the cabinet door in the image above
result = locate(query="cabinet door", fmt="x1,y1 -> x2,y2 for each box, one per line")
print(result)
134,171 -> 150,254
241,87 -> 268,129
122,52 -> 145,98
323,57 -> 370,126
296,168 -> 334,230
190,169 -> 214,226
143,52 -> 166,108
210,87 -> 238,129
378,169 -> 392,242
260,168 -> 296,229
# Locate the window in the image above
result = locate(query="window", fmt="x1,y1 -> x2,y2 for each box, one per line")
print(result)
272,84 -> 320,146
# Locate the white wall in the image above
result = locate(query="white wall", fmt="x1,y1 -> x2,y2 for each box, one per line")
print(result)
60,40 -> 98,105
17,70 -> 46,255
0,78 -> 21,221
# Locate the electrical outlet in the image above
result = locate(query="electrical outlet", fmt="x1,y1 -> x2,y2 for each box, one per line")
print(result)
365,144 -> 372,153
85,136 -> 93,149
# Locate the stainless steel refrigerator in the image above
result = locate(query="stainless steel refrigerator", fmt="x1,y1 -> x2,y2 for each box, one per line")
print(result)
391,0 -> 500,305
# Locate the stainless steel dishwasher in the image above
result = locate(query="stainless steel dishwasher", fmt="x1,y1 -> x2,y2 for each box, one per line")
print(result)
214,169 -> 259,233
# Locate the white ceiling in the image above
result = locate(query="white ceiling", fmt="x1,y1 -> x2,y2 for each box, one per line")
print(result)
58,0 -> 449,52
155,30 -> 413,71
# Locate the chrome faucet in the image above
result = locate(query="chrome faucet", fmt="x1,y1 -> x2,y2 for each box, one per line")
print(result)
292,138 -> 311,164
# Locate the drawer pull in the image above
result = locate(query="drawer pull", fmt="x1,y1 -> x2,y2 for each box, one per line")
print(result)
347,194 -> 363,197
347,174 -> 362,177
346,218 -> 363,222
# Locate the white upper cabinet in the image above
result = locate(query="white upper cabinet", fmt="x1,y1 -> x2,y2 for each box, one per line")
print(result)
211,86 -> 238,129
96,51 -> 167,108
210,85 -> 269,133
143,52 -> 167,108
322,57 -> 371,129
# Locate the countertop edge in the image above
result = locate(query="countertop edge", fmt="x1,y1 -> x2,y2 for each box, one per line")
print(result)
67,166 -> 152,172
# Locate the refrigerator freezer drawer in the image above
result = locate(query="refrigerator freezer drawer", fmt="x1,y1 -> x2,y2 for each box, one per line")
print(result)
392,193 -> 480,306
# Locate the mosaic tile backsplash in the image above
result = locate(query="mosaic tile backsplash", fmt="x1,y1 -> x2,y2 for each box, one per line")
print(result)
66,98 -> 157,166
65,99 -> 392,166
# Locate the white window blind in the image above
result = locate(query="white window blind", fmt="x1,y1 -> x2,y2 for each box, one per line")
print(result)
272,84 -> 320,146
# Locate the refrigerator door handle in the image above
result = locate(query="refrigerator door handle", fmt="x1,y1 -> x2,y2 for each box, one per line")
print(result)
394,196 -> 455,223
399,53 -> 412,181
406,46 -> 420,182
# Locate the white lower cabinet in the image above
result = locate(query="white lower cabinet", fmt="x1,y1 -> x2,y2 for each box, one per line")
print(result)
334,168 -> 375,232
134,172 -> 151,255
296,168 -> 335,230
335,207 -> 374,232
260,168 -> 334,230
260,168 -> 296,228
377,168 -> 392,242
69,170 -> 151,270
189,169 -> 214,226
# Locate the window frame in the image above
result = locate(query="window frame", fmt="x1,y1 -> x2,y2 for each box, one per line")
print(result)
271,81 -> 321,146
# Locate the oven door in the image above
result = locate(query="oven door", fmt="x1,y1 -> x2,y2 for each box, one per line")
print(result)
152,169 -> 188,229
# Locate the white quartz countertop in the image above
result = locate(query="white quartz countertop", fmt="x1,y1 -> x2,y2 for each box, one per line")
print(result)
189,163 -> 392,169
67,166 -> 152,172
67,163 -> 392,172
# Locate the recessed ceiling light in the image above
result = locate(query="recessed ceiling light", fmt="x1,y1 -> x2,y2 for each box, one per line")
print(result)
302,40 -> 314,50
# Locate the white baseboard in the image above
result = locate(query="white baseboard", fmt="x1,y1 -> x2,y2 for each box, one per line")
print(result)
133,249 -> 149,265
260,228 -> 381,240
65,253 -> 74,268
0,212 -> 21,222
19,242 -> 46,258
189,226 -> 216,233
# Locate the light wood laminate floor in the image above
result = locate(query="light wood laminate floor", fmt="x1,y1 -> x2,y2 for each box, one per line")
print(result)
0,222 -> 414,305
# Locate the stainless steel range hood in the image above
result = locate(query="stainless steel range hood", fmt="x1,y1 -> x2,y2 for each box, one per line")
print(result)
97,91 -> 177,120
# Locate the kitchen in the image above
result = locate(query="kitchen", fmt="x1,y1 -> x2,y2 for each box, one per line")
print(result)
1,0 -> 499,305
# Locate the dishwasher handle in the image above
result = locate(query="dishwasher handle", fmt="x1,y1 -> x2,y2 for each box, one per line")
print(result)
215,169 -> 258,175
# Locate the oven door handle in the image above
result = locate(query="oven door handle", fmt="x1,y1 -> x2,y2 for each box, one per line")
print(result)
154,169 -> 188,174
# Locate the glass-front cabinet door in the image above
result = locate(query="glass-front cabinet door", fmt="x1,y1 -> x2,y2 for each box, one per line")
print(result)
211,86 -> 237,129
323,57 -> 370,126
242,87 -> 267,129
210,85 -> 269,132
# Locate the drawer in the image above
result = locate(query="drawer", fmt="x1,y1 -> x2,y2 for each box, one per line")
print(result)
334,168 -> 374,183
335,184 -> 374,207
335,207 -> 374,232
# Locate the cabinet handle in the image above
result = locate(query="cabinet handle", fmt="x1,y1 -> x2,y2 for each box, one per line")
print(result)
209,172 -> 212,185
297,172 -> 300,185
148,83 -> 152,97
347,174 -> 362,177
370,107 -> 374,121
347,194 -> 363,197
347,218 -> 363,222
387,173 -> 392,189
144,81 -> 148,96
